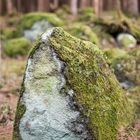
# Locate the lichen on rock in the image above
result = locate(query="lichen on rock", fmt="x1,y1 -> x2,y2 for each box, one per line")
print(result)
13,27 -> 134,140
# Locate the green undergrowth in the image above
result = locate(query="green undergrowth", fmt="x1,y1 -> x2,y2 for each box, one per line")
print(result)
1,27 -> 21,40
3,37 -> 31,57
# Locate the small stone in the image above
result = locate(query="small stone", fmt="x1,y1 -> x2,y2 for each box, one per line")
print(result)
117,33 -> 137,48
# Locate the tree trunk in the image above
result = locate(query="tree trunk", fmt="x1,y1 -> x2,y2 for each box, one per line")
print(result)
127,0 -> 139,16
99,0 -> 103,16
17,0 -> 22,13
122,0 -> 128,11
116,0 -> 122,18
70,0 -> 78,16
80,0 -> 87,9
92,0 -> 100,16
50,0 -> 59,11
106,0 -> 113,10
0,0 -> 2,15
38,0 -> 50,12
7,0 -> 14,15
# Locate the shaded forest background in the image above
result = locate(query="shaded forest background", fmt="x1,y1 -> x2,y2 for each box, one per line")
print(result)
1,0 -> 140,16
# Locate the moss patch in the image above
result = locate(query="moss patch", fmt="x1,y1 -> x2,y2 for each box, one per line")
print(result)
65,23 -> 99,45
19,12 -> 64,30
3,37 -> 31,57
1,27 -> 21,40
13,103 -> 26,140
78,7 -> 96,23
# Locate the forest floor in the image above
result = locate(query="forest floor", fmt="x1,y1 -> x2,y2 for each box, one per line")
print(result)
0,57 -> 26,140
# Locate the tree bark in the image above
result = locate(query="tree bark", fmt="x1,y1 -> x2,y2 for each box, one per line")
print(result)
127,0 -> 139,16
106,0 -> 112,10
7,0 -> 14,15
92,0 -> 100,16
17,0 -> 22,13
70,0 -> 78,16
116,0 -> 122,18
80,0 -> 87,9
38,0 -> 50,12
50,0 -> 59,11
0,0 -> 2,15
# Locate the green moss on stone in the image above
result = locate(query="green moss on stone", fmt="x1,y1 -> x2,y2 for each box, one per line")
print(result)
19,12 -> 64,30
12,56 -> 30,140
13,103 -> 26,140
45,27 -> 134,140
65,23 -> 99,45
123,17 -> 140,42
95,13 -> 140,42
3,37 -> 31,57
117,33 -> 136,48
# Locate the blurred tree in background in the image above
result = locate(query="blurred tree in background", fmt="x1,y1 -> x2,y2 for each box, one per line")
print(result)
0,0 -> 140,16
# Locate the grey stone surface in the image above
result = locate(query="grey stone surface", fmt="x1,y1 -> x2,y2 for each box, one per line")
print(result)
19,42 -> 92,140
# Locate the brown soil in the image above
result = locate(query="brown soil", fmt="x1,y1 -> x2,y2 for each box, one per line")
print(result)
0,57 -> 26,140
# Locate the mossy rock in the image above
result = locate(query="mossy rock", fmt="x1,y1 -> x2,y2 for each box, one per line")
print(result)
123,16 -> 140,43
3,37 -> 31,57
117,33 -> 137,48
97,31 -> 116,49
1,27 -> 21,40
104,48 -> 128,66
13,28 -> 134,140
106,47 -> 140,85
65,23 -> 99,45
19,12 -> 64,30
95,13 -> 140,42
